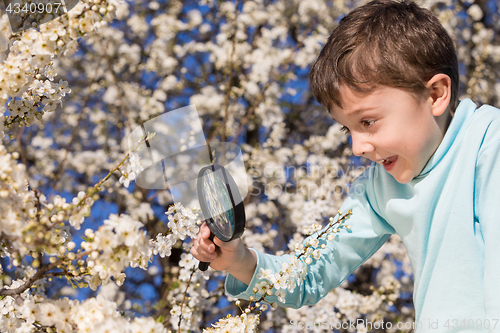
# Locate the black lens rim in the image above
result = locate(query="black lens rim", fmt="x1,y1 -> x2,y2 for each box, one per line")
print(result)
197,163 -> 245,242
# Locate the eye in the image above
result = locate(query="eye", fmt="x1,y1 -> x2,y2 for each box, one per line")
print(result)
361,120 -> 376,127
340,126 -> 350,134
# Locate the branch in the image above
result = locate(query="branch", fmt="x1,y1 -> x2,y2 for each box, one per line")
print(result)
101,39 -> 132,131
229,18 -> 319,144
221,0 -> 241,144
175,266 -> 198,332
0,250 -> 91,297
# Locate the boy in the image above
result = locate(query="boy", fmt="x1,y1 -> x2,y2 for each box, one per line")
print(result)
191,0 -> 500,330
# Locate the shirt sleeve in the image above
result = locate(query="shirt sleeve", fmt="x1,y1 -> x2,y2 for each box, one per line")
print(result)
225,169 -> 395,308
474,138 -> 500,325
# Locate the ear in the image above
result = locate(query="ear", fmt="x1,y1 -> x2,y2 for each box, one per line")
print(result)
426,74 -> 452,117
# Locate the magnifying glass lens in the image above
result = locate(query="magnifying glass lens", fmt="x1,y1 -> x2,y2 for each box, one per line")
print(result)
202,169 -> 234,239
197,163 -> 246,271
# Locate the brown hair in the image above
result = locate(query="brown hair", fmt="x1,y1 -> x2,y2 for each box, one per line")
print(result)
309,0 -> 459,112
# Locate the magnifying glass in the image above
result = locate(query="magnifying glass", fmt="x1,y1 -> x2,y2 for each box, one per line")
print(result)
197,163 -> 246,271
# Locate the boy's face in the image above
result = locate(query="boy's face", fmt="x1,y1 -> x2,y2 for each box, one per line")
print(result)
329,85 -> 445,184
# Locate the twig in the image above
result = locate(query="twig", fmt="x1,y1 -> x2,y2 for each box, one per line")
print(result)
0,250 -> 91,297
175,266 -> 197,332
221,0 -> 241,144
229,18 -> 319,144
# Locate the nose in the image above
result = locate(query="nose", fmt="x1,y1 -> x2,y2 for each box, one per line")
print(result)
351,132 -> 375,157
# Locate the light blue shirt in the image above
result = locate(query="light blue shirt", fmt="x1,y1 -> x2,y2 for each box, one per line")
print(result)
225,99 -> 500,332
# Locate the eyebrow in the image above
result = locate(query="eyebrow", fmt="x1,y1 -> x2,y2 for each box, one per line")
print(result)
330,106 -> 375,123
348,107 -> 376,116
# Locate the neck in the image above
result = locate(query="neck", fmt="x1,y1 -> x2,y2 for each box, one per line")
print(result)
436,107 -> 453,135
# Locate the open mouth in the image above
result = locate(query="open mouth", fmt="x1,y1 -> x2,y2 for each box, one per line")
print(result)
379,156 -> 398,170
378,156 -> 397,164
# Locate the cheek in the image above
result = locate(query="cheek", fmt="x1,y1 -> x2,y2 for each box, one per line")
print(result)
388,130 -> 415,153
401,128 -> 429,154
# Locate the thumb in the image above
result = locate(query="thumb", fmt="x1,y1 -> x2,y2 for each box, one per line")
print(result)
213,235 -> 241,251
212,235 -> 225,247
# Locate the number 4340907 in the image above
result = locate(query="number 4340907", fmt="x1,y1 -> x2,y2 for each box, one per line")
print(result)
6,2 -> 62,15
444,319 -> 498,330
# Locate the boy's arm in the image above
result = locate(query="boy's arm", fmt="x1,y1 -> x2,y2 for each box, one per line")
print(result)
474,137 -> 500,323
224,246 -> 257,286
225,174 -> 395,308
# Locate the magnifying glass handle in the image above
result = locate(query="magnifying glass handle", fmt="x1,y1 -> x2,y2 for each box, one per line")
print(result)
198,231 -> 215,271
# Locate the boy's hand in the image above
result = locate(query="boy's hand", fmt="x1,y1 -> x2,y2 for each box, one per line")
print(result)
191,222 -> 257,285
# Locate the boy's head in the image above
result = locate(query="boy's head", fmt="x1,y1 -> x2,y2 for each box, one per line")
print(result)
309,0 -> 459,113
309,0 -> 459,184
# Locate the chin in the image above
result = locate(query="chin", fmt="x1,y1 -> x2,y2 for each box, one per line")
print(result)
392,172 -> 414,184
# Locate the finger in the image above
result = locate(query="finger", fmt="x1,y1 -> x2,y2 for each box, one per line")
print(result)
191,241 -> 216,262
198,231 -> 215,253
195,236 -> 217,257
196,222 -> 207,239
201,237 -> 215,253
200,222 -> 211,239
198,223 -> 217,252
191,247 -> 210,262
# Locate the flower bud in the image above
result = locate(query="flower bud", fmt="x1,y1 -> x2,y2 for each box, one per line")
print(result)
85,229 -> 94,238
